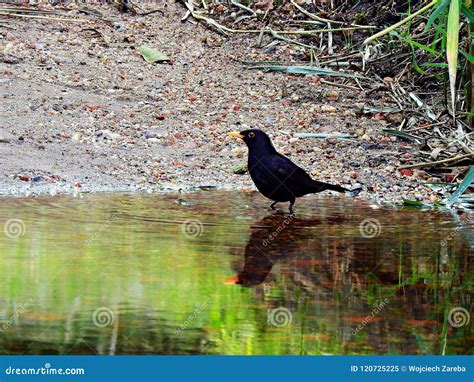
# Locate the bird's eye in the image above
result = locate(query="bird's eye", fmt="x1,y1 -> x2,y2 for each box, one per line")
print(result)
248,132 -> 255,138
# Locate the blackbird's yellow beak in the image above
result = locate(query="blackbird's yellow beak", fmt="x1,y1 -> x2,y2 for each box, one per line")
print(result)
228,131 -> 244,139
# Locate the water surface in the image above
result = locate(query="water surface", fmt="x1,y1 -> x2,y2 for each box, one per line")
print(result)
0,192 -> 472,355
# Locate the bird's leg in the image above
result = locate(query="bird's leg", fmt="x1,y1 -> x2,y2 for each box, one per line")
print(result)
288,198 -> 295,214
269,201 -> 278,210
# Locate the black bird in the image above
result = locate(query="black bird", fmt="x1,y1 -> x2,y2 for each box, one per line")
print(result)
228,129 -> 348,212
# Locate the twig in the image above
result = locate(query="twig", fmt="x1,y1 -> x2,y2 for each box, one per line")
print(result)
320,79 -> 359,91
295,20 -> 376,29
0,6 -> 60,14
138,9 -> 165,16
290,0 -> 344,25
399,153 -> 474,169
354,77 -> 365,91
327,22 -> 334,55
0,12 -> 89,22
269,28 -> 315,49
231,0 -> 256,16
280,27 -> 375,34
363,0 -> 438,45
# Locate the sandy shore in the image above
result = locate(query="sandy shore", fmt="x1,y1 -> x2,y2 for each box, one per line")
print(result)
0,2 -> 440,204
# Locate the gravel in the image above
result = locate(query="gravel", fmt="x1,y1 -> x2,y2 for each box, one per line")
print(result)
0,1 -> 438,204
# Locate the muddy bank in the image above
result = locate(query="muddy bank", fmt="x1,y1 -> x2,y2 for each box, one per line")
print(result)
0,2 -> 441,204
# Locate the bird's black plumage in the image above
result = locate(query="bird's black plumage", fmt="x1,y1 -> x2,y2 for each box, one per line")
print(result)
229,129 -> 348,212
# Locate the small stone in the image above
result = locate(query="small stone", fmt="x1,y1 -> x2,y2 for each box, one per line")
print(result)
265,117 -> 276,126
321,105 -> 336,113
385,113 -> 403,124
183,142 -> 197,150
31,176 -> 43,183
96,130 -> 120,140
113,22 -> 125,32
0,128 -> 15,143
175,198 -> 195,206
145,129 -> 165,139
400,169 -> 414,177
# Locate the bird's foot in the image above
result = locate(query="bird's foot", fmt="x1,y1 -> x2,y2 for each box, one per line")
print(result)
288,200 -> 295,215
269,201 -> 278,210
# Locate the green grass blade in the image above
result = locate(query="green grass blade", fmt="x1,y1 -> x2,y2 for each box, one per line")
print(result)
446,165 -> 474,207
403,199 -> 431,207
461,4 -> 474,22
391,31 -> 440,55
250,65 -> 362,78
425,0 -> 450,32
446,0 -> 461,116
461,50 -> 474,64
420,62 -> 449,67
382,128 -> 422,142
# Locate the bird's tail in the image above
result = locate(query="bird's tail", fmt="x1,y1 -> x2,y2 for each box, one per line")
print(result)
312,181 -> 349,193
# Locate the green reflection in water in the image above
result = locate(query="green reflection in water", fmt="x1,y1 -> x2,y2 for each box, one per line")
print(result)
0,192 -> 472,355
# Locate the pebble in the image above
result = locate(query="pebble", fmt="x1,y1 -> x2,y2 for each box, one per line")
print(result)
96,130 -> 121,140
0,3 -> 438,206
0,128 -> 15,143
265,117 -> 276,126
145,130 -> 165,139
321,105 -> 337,113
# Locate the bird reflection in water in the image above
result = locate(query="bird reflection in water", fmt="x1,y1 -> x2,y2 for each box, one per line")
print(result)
225,210 -> 429,298
226,212 -> 350,288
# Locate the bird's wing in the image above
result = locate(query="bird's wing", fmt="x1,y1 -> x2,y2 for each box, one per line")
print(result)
270,154 -> 317,196
271,154 -> 347,195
